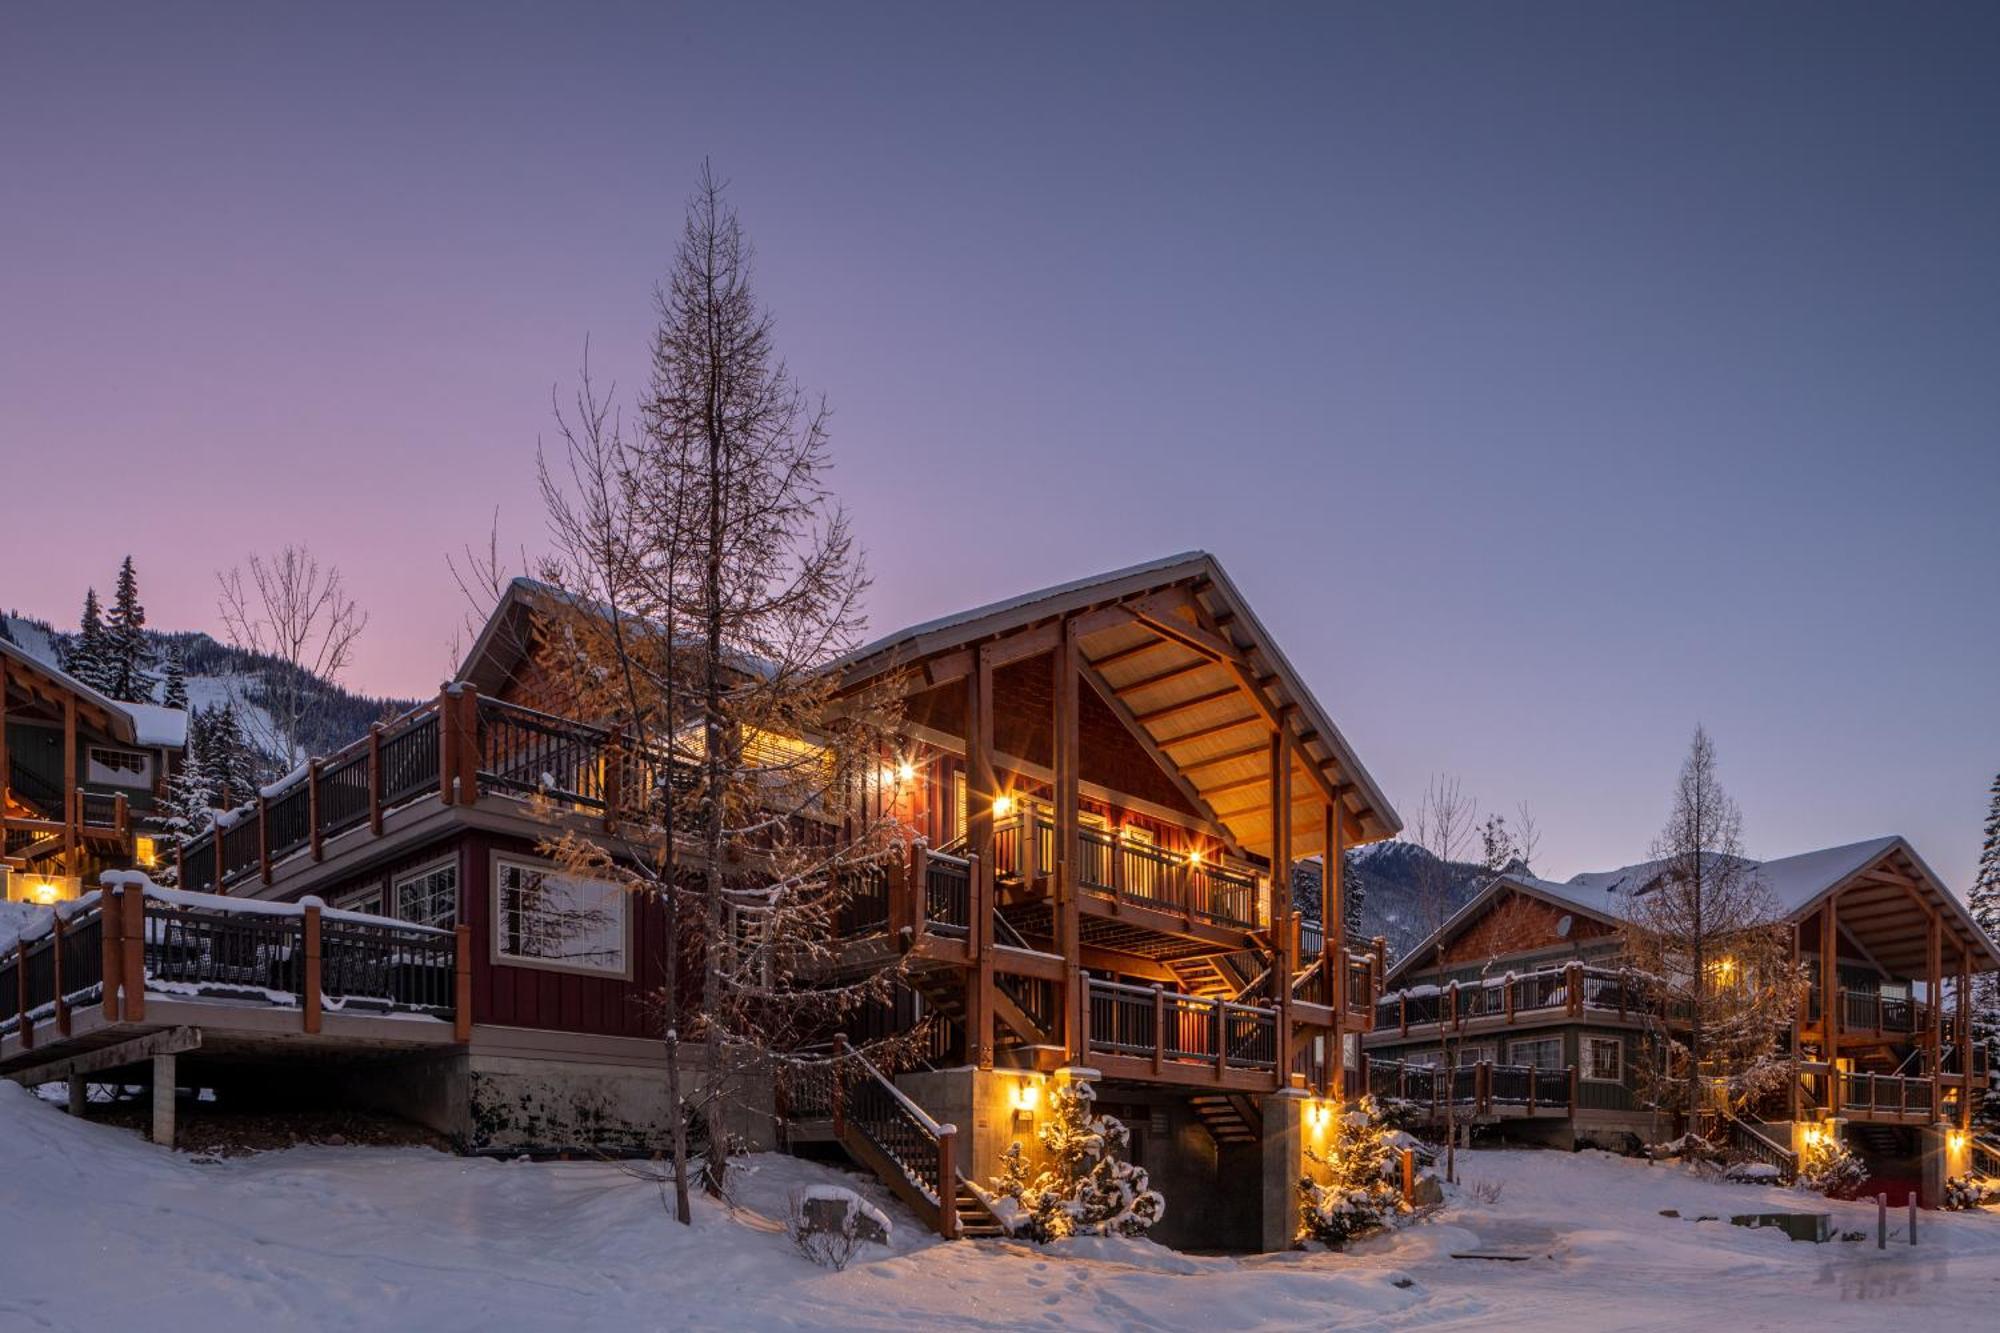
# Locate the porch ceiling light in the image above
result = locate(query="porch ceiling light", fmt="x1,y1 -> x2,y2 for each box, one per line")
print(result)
897,760 -> 916,784
992,794 -> 1014,817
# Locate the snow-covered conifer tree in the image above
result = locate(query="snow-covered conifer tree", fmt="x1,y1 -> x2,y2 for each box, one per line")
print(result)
1970,771 -> 2000,1110
106,555 -> 152,703
160,643 -> 190,711
65,588 -> 117,693
988,1073 -> 1165,1241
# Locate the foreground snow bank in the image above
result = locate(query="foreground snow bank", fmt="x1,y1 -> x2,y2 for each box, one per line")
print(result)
2,1084 -> 1996,1331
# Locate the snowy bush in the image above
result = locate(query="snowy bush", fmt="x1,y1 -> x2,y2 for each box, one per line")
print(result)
987,1075 -> 1164,1242
1942,1175 -> 1997,1211
786,1186 -> 891,1270
1796,1133 -> 1868,1200
1298,1095 -> 1407,1248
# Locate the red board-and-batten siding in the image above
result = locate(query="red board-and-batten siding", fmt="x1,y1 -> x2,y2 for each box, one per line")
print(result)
303,829 -> 674,1041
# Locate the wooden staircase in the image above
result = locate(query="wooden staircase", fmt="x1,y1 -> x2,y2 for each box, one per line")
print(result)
952,1179 -> 1007,1238
1189,1093 -> 1263,1146
1167,950 -> 1265,1000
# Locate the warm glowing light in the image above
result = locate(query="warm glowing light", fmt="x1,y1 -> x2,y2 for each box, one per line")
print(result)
135,835 -> 157,867
1949,1129 -> 1968,1152
992,794 -> 1014,817
1012,1079 -> 1039,1112
897,761 -> 916,783
30,882 -> 61,906
1187,848 -> 1203,866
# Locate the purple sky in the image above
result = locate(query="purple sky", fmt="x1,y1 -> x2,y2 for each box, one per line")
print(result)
4,3 -> 1997,890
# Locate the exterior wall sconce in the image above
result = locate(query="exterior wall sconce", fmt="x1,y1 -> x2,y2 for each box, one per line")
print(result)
1011,1077 -> 1039,1130
992,794 -> 1014,818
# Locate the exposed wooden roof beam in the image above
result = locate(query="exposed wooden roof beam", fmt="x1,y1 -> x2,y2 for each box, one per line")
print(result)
1132,687 -> 1242,727
1156,714 -> 1266,750
1111,658 -> 1214,697
1078,666 -> 1247,860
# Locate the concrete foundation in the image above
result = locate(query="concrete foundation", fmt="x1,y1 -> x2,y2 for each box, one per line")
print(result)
1919,1122 -> 1972,1208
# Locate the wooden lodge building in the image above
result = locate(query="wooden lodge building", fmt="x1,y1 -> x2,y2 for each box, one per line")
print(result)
0,554 -> 1398,1252
1,638 -> 184,898
1363,838 -> 2000,1205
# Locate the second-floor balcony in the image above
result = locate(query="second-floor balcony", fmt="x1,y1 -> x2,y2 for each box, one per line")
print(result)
988,806 -> 1268,937
1372,964 -> 1647,1035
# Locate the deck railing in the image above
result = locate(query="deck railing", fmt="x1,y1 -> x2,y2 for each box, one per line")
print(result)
1375,964 -> 1643,1033
1085,976 -> 1277,1074
1837,1070 -> 1935,1118
1072,825 -> 1262,931
1367,1056 -> 1575,1118
174,692 -> 709,893
838,1051 -> 955,1209
922,850 -> 972,935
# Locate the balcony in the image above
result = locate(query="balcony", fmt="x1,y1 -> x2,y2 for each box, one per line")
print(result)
3,763 -> 135,868
1365,1055 -> 1575,1122
1082,975 -> 1279,1091
1372,964 -> 1644,1036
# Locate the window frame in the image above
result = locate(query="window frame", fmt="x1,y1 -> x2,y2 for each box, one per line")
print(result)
1583,1036 -> 1623,1083
1507,1036 -> 1563,1070
333,882 -> 385,917
489,852 -> 633,980
86,746 -> 152,789
392,854 -> 460,930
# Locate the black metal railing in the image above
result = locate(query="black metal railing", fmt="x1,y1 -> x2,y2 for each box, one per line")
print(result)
923,852 -> 971,935
841,1054 -> 950,1205
1086,977 -> 1277,1075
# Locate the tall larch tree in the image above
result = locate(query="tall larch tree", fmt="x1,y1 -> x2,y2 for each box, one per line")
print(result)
533,163 -> 909,1221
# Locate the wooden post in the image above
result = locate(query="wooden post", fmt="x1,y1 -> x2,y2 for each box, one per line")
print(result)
1909,1194 -> 1918,1245
1321,800 -> 1341,1096
121,883 -> 146,1022
301,901 -> 322,1034
1877,1194 -> 1887,1249
52,911 -> 68,1037
15,941 -> 30,1051
1270,728 -> 1293,1092
1569,1063 -> 1579,1114
909,845 -> 930,941
937,1128 -> 959,1239
1213,994 -> 1228,1077
1821,893 -> 1839,1077
602,724 -> 623,833
257,794 -> 272,885
1050,625 -> 1080,1060
1152,984 -> 1166,1075
100,886 -> 122,1022
437,688 -> 458,807
367,722 -> 385,836
114,792 -> 129,841
454,923 -> 473,1042
1927,914 -> 1942,1075
213,814 -> 226,894
457,687 -> 482,804
830,1033 -> 849,1141
308,760 -> 323,861
1566,961 -> 1582,1017
67,1075 -> 85,1116
62,692 -> 77,868
965,648 -> 996,1070
1400,1146 -> 1415,1202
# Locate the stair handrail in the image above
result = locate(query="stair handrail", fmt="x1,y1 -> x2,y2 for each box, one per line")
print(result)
1718,1109 -> 1798,1181
847,1048 -> 956,1138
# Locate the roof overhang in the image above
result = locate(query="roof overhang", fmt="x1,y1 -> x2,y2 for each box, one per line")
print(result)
1381,872 -> 1622,985
0,639 -> 139,745
1787,837 -> 2000,976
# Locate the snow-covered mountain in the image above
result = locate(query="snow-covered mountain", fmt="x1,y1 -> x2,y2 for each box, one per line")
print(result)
1292,839 -> 1499,961
1,609 -> 418,770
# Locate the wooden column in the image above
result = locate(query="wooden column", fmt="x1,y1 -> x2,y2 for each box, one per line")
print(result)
121,884 -> 147,1021
100,887 -> 122,1021
308,760 -> 324,861
51,912 -> 68,1037
1958,945 -> 1972,1130
966,646 -> 996,1070
453,923 -> 473,1042
1927,915 -> 1943,1076
1322,800 -> 1342,1095
1269,729 -> 1292,1090
62,691 -> 77,867
1820,893 -> 1839,1081
257,794 -> 272,885
301,902 -> 323,1034
437,687 -> 458,806
367,723 -> 385,835
1053,619 -> 1083,1062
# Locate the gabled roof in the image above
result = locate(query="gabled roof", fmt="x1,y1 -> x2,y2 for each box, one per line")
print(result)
836,551 -> 1400,856
456,554 -> 1401,858
0,638 -> 185,750
1385,833 -> 2000,982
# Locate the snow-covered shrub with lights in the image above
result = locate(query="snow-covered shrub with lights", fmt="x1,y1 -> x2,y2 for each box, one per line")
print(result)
1298,1094 -> 1407,1248
987,1074 -> 1164,1241
1943,1175 -> 1997,1210
1797,1130 -> 1869,1199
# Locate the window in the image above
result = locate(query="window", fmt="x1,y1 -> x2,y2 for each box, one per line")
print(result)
1584,1036 -> 1623,1082
953,772 -> 967,840
394,859 -> 458,929
1456,1044 -> 1495,1068
87,747 -> 151,788
1509,1037 -> 1563,1070
493,857 -> 628,976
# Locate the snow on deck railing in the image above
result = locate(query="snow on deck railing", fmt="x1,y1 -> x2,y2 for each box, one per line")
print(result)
98,871 -> 453,936
848,1049 -> 956,1138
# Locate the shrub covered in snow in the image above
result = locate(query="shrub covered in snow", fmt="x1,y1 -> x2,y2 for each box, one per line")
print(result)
1298,1095 -> 1408,1248
1796,1132 -> 1869,1200
1942,1175 -> 1997,1211
786,1186 -> 891,1270
987,1074 -> 1164,1242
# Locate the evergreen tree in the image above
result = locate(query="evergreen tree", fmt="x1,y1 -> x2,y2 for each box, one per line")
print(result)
204,702 -> 259,805
1970,771 -> 2000,1109
159,707 -> 221,880
160,643 -> 190,711
65,588 -> 115,692
1299,1095 -> 1407,1246
987,1074 -> 1164,1240
106,555 -> 152,702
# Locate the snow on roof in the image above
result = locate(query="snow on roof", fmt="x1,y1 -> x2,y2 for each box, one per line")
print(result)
1742,836 -> 1905,914
835,551 -> 1209,668
121,701 -> 189,750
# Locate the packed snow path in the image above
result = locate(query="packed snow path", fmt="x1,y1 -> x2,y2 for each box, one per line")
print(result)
1,1084 -> 1997,1331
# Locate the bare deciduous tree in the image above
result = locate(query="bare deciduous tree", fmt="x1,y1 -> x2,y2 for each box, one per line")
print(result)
1621,726 -> 1798,1135
1408,773 -> 1477,1182
216,545 -> 368,774
532,164 -> 914,1223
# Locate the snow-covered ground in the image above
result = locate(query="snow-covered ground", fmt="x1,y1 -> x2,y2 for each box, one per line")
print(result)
1,1082 -> 1997,1331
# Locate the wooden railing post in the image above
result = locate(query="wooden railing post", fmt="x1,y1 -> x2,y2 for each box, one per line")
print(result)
257,794 -> 272,885
1566,962 -> 1582,1017
830,1033 -> 849,1141
51,912 -> 68,1037
909,845 -> 930,942
1568,1063 -> 1579,1114
114,792 -> 129,841
301,901 -> 323,1035
367,723 -> 385,835
100,888 -> 122,1022
437,688 -> 458,806
212,815 -> 226,896
121,884 -> 146,1022
452,923 -> 474,1041
16,941 -> 31,1051
936,1128 -> 959,1239
308,759 -> 323,861
458,688 -> 482,803
1152,984 -> 1166,1075
1213,995 -> 1228,1077
602,724 -> 623,833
